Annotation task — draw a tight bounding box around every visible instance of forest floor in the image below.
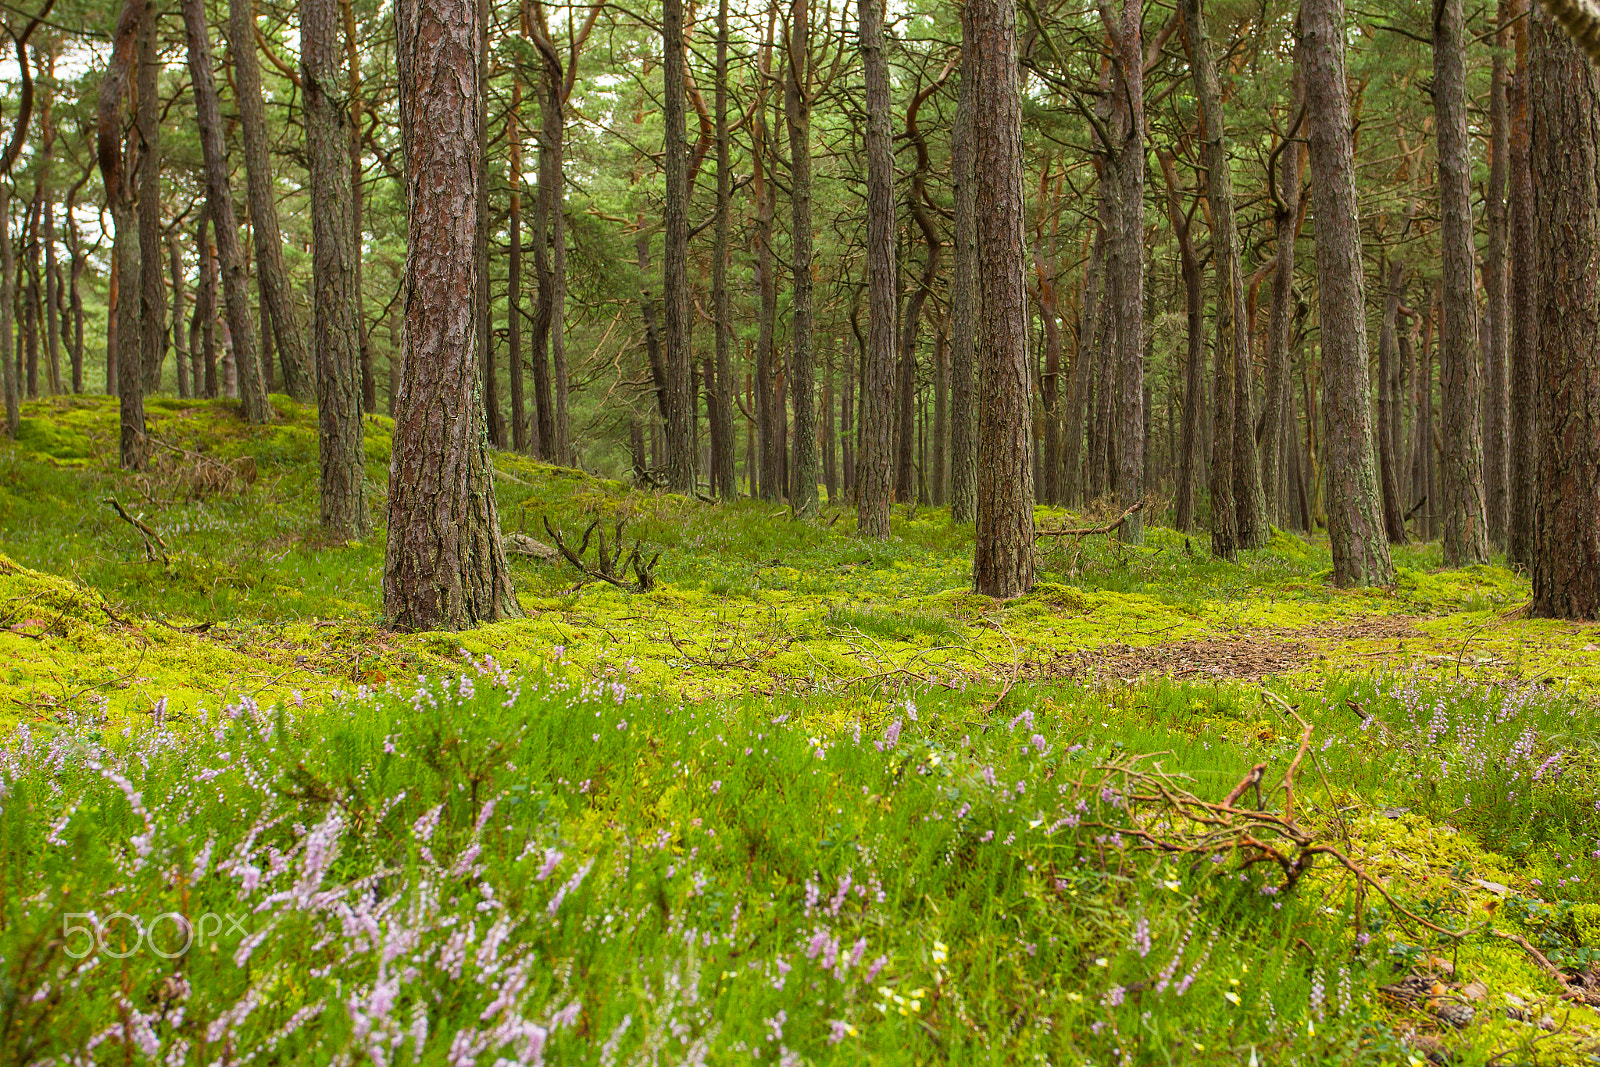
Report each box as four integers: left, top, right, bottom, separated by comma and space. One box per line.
1, 394, 1598, 1065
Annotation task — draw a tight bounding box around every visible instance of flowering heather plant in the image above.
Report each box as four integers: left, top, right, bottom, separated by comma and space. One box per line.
0, 661, 1516, 1063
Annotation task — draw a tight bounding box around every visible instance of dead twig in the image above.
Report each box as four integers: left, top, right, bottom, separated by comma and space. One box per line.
103, 498, 168, 564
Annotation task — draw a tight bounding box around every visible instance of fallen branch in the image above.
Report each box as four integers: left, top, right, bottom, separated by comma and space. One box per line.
103, 498, 168, 563
542, 517, 660, 593
1035, 501, 1144, 539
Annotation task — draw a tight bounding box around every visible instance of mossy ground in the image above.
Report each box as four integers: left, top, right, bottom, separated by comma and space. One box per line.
2, 397, 1598, 1063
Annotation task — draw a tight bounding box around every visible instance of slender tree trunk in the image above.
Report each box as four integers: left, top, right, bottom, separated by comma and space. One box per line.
857, 0, 896, 537
1301, 0, 1393, 584
711, 0, 736, 499
24, 194, 40, 399
135, 12, 165, 397
1484, 0, 1512, 546
970, 0, 1033, 594
1434, 0, 1489, 564
1261, 70, 1304, 525
193, 211, 219, 398
753, 104, 780, 500
1, 180, 18, 436
1529, 2, 1600, 616
931, 323, 946, 503
304, 0, 369, 540
341, 0, 374, 414
228, 0, 312, 401
660, 0, 694, 491
96, 0, 146, 461
948, 45, 978, 523
1062, 226, 1102, 508
507, 80, 526, 453
1377, 256, 1409, 542
386, 0, 520, 630
1107, 0, 1145, 543
1157, 150, 1205, 531
786, 0, 818, 515
182, 0, 269, 424
168, 232, 188, 398
1507, 0, 1537, 567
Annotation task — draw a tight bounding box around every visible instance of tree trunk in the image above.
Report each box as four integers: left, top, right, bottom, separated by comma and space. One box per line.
341, 0, 375, 414
1483, 0, 1512, 546
1, 180, 18, 436
1301, 0, 1393, 584
1434, 0, 1489, 564
386, 0, 520, 630
1261, 69, 1304, 525
1528, 3, 1600, 616
786, 0, 818, 515
948, 44, 977, 523
711, 0, 736, 499
660, 0, 694, 491
1377, 255, 1409, 543
753, 92, 780, 500
96, 0, 146, 462
304, 0, 369, 540
168, 232, 188, 398
228, 0, 312, 401
507, 79, 526, 453
1062, 225, 1103, 508
136, 10, 165, 397
1157, 149, 1205, 532
1107, 0, 1145, 543
857, 0, 896, 538
182, 0, 270, 424
193, 211, 219, 398
1507, 0, 1536, 568
970, 0, 1033, 595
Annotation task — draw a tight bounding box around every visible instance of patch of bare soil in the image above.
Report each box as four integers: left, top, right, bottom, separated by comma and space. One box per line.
1040, 635, 1315, 683
1286, 615, 1424, 643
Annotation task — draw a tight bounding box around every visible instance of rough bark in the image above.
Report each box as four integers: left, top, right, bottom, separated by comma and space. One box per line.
857, 0, 896, 538
304, 0, 369, 540
1062, 225, 1103, 508
1301, 0, 1393, 584
752, 80, 780, 500
1507, 0, 1537, 568
168, 232, 188, 398
711, 0, 736, 499
786, 0, 819, 515
96, 0, 144, 461
136, 10, 164, 396
507, 79, 526, 453
897, 81, 943, 505
970, 0, 1034, 596
1484, 0, 1512, 546
385, 0, 520, 630
1105, 0, 1145, 543
948, 41, 977, 522
1433, 0, 1489, 564
1528, 4, 1600, 617
1261, 69, 1304, 525
228, 0, 312, 401
182, 0, 270, 424
660, 0, 695, 491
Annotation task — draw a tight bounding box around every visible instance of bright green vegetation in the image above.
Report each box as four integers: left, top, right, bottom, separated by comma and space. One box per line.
2, 398, 1599, 1064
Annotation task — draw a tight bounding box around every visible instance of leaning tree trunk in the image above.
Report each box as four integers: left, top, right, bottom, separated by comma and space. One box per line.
228, 0, 312, 401
304, 0, 369, 540
1301, 0, 1393, 585
1508, 0, 1537, 568
1434, 0, 1489, 564
660, 0, 695, 492
1107, 0, 1145, 544
947, 42, 977, 522
786, 0, 819, 516
1528, 3, 1600, 618
970, 0, 1033, 597
857, 0, 896, 538
386, 0, 520, 630
182, 0, 270, 424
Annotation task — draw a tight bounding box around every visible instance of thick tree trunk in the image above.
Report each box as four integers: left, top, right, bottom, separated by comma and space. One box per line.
386, 0, 520, 630
786, 0, 819, 515
96, 0, 145, 461
1377, 256, 1409, 543
711, 0, 736, 499
1434, 0, 1489, 564
1301, 0, 1393, 584
970, 0, 1033, 596
1507, 0, 1537, 568
228, 0, 312, 401
660, 0, 694, 491
182, 0, 270, 424
1528, 4, 1600, 617
857, 0, 896, 538
304, 0, 369, 540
